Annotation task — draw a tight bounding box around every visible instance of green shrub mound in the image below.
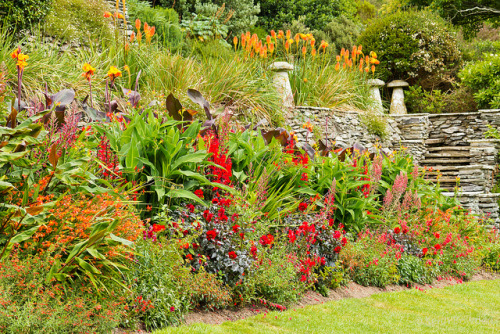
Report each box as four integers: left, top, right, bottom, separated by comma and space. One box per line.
0, 0, 52, 31
459, 53, 500, 109
43, 0, 112, 43
358, 10, 462, 90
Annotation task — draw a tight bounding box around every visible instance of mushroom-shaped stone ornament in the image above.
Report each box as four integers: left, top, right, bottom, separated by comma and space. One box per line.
388, 80, 409, 115
269, 61, 294, 109
367, 79, 385, 111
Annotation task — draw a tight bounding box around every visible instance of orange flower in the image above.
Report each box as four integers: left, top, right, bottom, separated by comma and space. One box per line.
285, 40, 290, 52
335, 62, 340, 71
358, 45, 363, 53
241, 33, 246, 48
371, 65, 375, 73
302, 121, 313, 132
294, 33, 300, 45
82, 63, 95, 80
269, 42, 275, 54
145, 25, 155, 43
311, 48, 316, 57
233, 36, 238, 48
336, 55, 341, 62
277, 30, 284, 39
114, 12, 124, 19
266, 35, 271, 45
320, 40, 329, 51
340, 48, 345, 57
271, 30, 276, 38
144, 22, 149, 32
130, 31, 135, 42
10, 48, 19, 59
302, 46, 306, 56
137, 31, 142, 43
107, 66, 122, 81
135, 19, 141, 31
310, 39, 315, 47
286, 30, 291, 40
104, 11, 112, 18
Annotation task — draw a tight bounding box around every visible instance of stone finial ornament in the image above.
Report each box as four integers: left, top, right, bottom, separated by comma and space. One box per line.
388, 80, 409, 115
367, 78, 385, 112
269, 61, 294, 109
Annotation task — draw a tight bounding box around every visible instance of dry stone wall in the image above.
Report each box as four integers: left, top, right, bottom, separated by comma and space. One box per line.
288, 107, 500, 226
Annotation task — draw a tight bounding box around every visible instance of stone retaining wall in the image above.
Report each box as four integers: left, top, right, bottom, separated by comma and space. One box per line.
289, 106, 401, 150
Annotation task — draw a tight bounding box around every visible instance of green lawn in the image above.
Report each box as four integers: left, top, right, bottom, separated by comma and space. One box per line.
156, 280, 500, 334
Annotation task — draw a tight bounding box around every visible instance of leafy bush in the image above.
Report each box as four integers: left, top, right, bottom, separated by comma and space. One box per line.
245, 247, 310, 305
128, 0, 183, 48
482, 242, 500, 272
322, 15, 363, 54
0, 0, 52, 31
358, 10, 462, 89
258, 0, 356, 31
397, 254, 437, 285
0, 249, 126, 333
43, 0, 113, 43
459, 53, 500, 109
126, 240, 194, 330
406, 85, 478, 113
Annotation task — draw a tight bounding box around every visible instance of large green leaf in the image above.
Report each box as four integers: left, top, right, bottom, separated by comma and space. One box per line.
166, 188, 207, 207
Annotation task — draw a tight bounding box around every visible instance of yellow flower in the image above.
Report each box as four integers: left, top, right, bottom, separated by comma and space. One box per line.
16, 60, 28, 70
17, 53, 29, 62
107, 66, 122, 80
370, 51, 377, 59
104, 11, 112, 18
82, 63, 95, 80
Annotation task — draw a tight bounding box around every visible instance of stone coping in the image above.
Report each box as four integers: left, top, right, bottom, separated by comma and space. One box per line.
478, 109, 500, 113
294, 106, 360, 115
442, 192, 500, 198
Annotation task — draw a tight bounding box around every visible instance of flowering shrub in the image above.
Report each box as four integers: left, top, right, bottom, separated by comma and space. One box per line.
0, 248, 126, 333
358, 10, 462, 89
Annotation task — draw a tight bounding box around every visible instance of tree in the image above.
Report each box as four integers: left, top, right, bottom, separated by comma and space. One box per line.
257, 0, 357, 31
407, 0, 500, 37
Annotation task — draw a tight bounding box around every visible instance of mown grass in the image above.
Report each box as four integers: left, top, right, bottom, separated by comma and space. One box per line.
156, 279, 500, 334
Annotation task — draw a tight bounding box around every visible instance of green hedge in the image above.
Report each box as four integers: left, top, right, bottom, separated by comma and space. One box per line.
0, 0, 52, 31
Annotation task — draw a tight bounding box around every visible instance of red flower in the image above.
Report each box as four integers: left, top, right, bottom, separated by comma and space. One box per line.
333, 230, 341, 239
341, 237, 347, 246
334, 246, 342, 253
187, 204, 195, 213
152, 224, 165, 232
232, 224, 240, 233
203, 210, 213, 222
328, 218, 334, 227
170, 306, 175, 312
422, 247, 428, 256
434, 244, 442, 250
434, 232, 440, 239
259, 234, 274, 246
300, 275, 307, 282
301, 173, 308, 181
186, 254, 193, 261
394, 227, 401, 234
194, 189, 204, 199
288, 230, 296, 243
228, 251, 237, 259
298, 202, 308, 212
206, 230, 217, 240
250, 245, 257, 258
